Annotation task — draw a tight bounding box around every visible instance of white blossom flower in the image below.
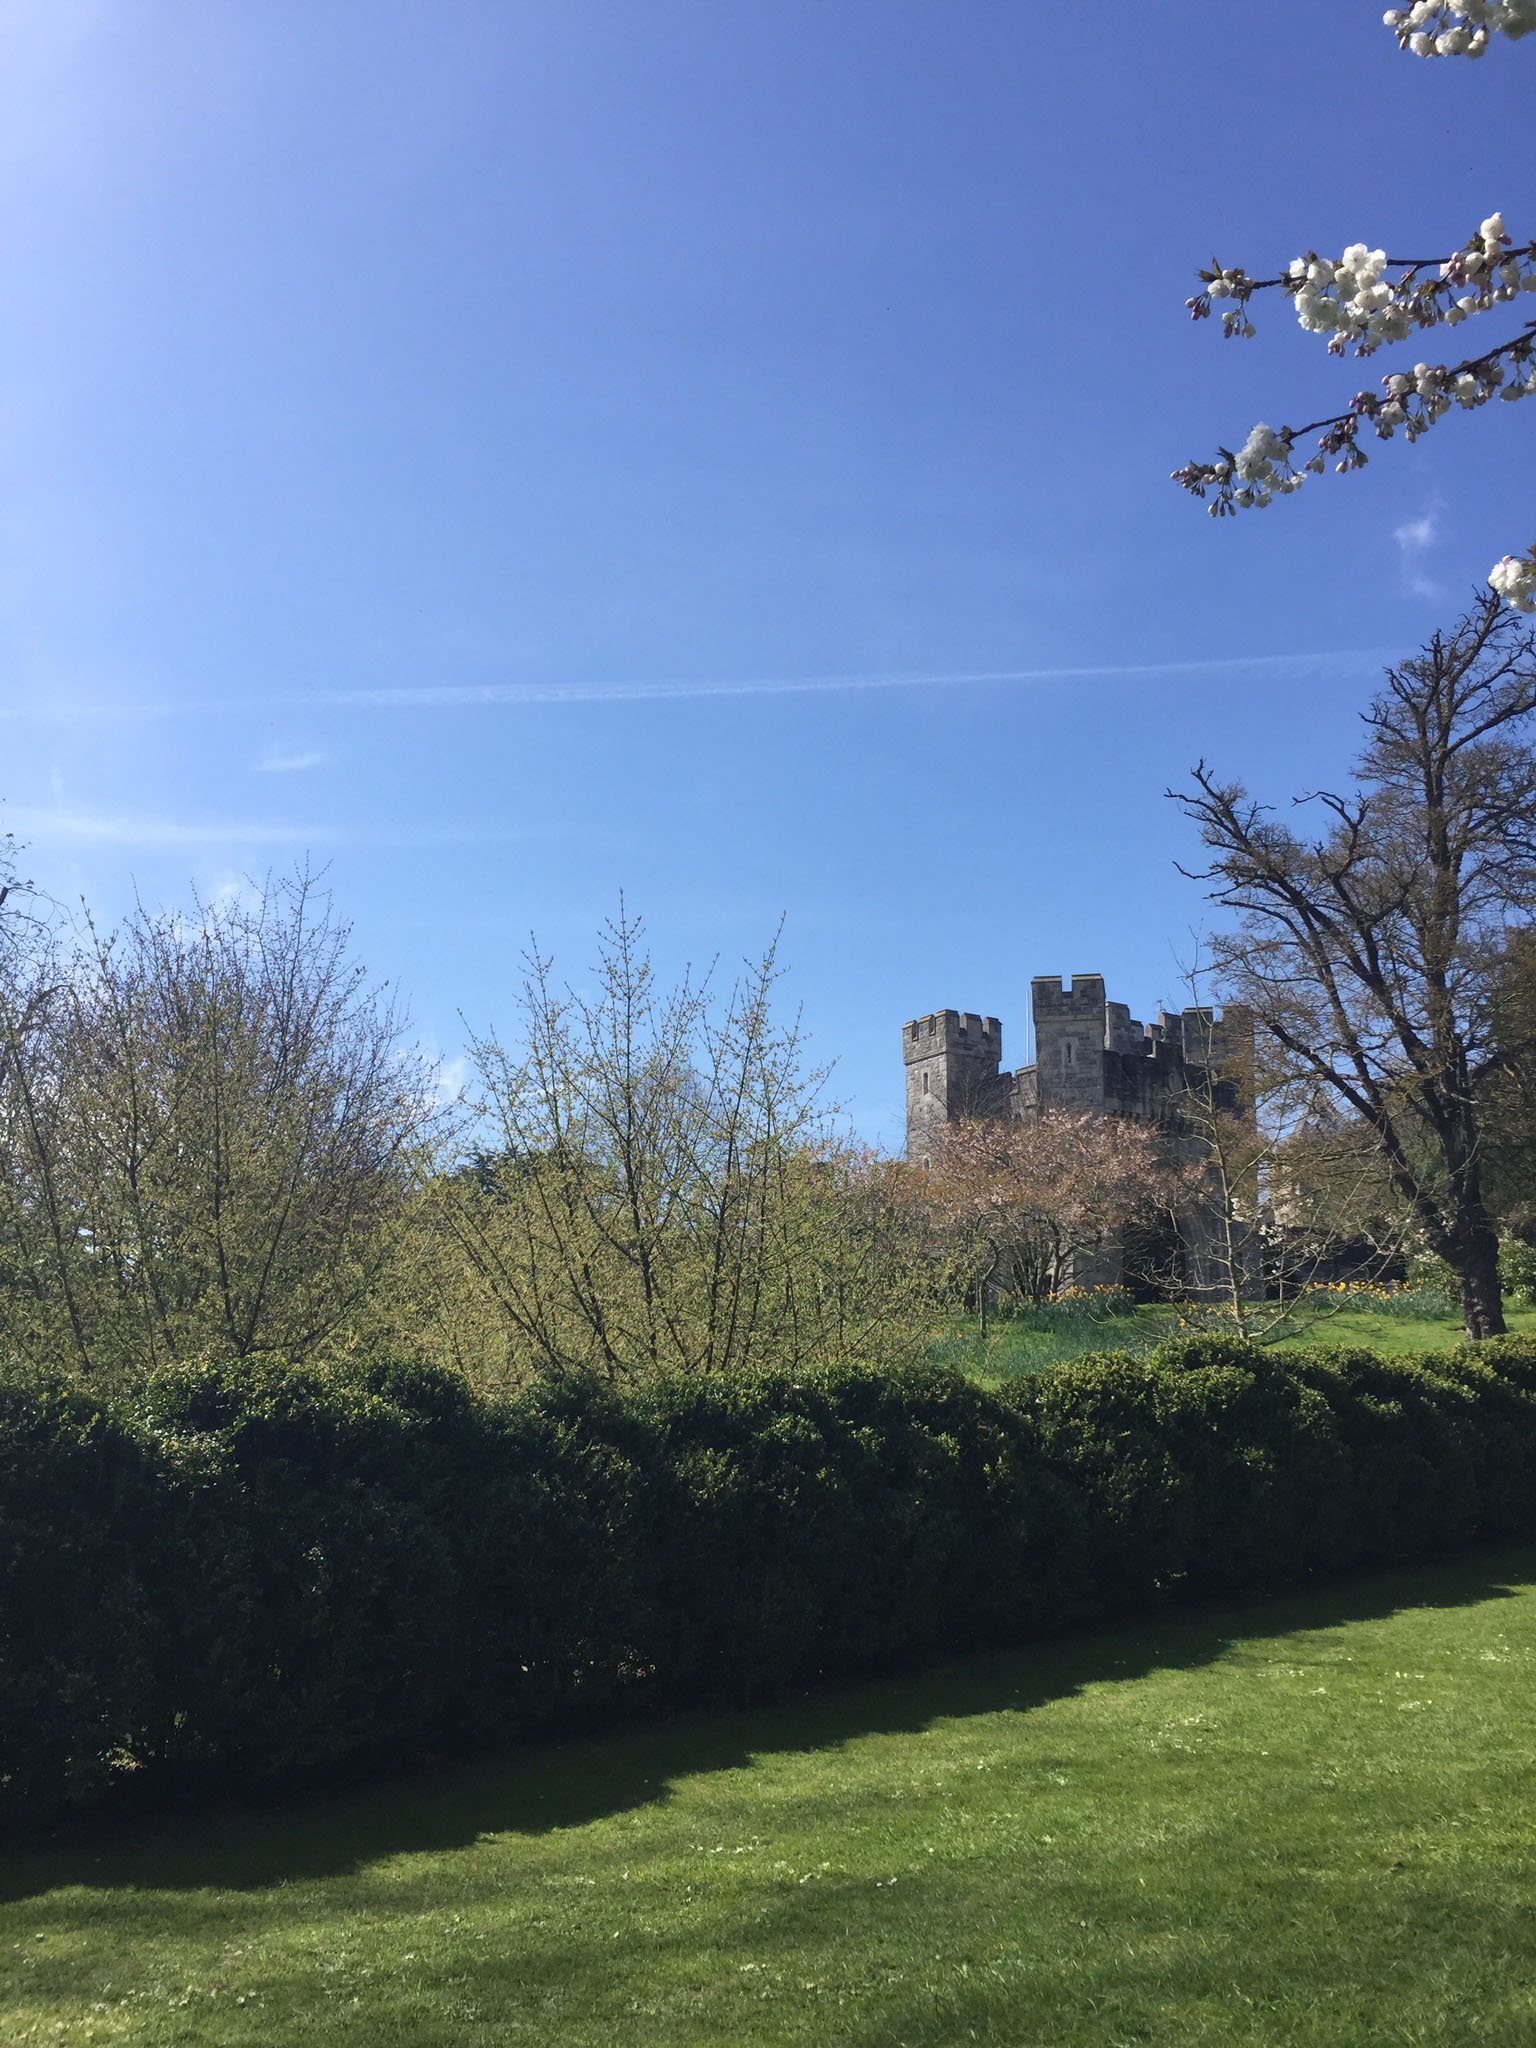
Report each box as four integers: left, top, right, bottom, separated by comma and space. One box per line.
1233, 422, 1292, 482
1389, 2, 1536, 53
1489, 551, 1536, 611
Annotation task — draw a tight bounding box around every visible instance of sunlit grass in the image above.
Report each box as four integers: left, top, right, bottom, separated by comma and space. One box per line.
1266, 1305, 1536, 1352
940, 1299, 1536, 1382
5, 1550, 1535, 2046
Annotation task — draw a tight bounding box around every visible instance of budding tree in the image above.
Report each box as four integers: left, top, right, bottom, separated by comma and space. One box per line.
0, 871, 436, 1385
1172, 8, 1535, 612
441, 907, 925, 1386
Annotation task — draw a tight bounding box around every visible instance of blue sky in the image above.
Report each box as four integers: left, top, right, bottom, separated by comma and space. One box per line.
2, 1, 1531, 1146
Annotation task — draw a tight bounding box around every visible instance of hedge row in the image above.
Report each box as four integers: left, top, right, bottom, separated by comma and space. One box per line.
5, 1333, 1536, 1826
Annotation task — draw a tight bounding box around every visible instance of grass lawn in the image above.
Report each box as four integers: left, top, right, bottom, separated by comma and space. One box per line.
5, 1549, 1536, 2046
940, 1302, 1536, 1382
1264, 1304, 1536, 1354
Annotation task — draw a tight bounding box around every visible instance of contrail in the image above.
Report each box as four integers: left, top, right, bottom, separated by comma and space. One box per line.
0, 647, 1393, 724
328, 648, 1392, 709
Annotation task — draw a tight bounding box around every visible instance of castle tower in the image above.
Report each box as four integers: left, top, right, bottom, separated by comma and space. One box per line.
1030, 975, 1109, 1115
902, 1010, 1003, 1164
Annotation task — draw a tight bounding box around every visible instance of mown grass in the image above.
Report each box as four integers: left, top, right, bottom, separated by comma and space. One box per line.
1266, 1306, 1536, 1353
942, 1301, 1536, 1383
5, 1549, 1535, 2046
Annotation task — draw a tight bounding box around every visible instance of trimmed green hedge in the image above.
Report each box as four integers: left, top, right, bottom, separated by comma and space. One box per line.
5, 1335, 1536, 1826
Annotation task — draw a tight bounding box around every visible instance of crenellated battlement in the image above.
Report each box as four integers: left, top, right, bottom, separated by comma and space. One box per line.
905, 974, 1254, 1144
1030, 974, 1106, 1018
902, 1010, 1002, 1064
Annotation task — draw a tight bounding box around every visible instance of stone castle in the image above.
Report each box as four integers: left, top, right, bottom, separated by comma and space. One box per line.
902, 974, 1257, 1293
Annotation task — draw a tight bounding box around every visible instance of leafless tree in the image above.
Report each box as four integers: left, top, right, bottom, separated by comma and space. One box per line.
1174, 596, 1536, 1339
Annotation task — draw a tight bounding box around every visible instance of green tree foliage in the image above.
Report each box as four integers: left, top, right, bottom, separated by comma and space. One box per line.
0, 872, 436, 1387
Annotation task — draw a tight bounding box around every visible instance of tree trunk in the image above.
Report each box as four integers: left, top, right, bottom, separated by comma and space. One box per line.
1453, 1212, 1506, 1341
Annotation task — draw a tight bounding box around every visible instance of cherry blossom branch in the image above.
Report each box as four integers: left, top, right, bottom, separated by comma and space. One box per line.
1384, 1, 1536, 56
1173, 18, 1534, 608
1379, 13, 1535, 598
1489, 548, 1536, 611
1172, 319, 1536, 514
1189, 214, 1535, 353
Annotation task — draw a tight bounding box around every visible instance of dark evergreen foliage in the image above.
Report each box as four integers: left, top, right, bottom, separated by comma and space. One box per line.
6, 1334, 1536, 1827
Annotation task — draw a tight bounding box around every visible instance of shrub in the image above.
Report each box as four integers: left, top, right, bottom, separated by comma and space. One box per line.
1274, 1347, 1483, 1565
636, 1362, 1090, 1700
1499, 1238, 1536, 1307
4, 1333, 1536, 1827
1146, 1339, 1353, 1594
1013, 1353, 1193, 1608
136, 1358, 470, 1783
0, 1373, 159, 1817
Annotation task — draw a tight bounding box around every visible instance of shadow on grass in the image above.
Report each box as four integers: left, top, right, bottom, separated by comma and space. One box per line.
3, 1544, 1529, 1906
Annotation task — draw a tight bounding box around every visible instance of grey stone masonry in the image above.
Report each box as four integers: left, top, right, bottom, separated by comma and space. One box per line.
902, 1010, 1004, 1169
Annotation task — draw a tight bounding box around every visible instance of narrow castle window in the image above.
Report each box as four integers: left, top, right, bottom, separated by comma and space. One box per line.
1064, 1039, 1074, 1068
921, 1071, 930, 1095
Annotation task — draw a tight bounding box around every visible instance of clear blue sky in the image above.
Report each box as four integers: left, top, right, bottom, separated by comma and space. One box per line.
2, 1, 1531, 1146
